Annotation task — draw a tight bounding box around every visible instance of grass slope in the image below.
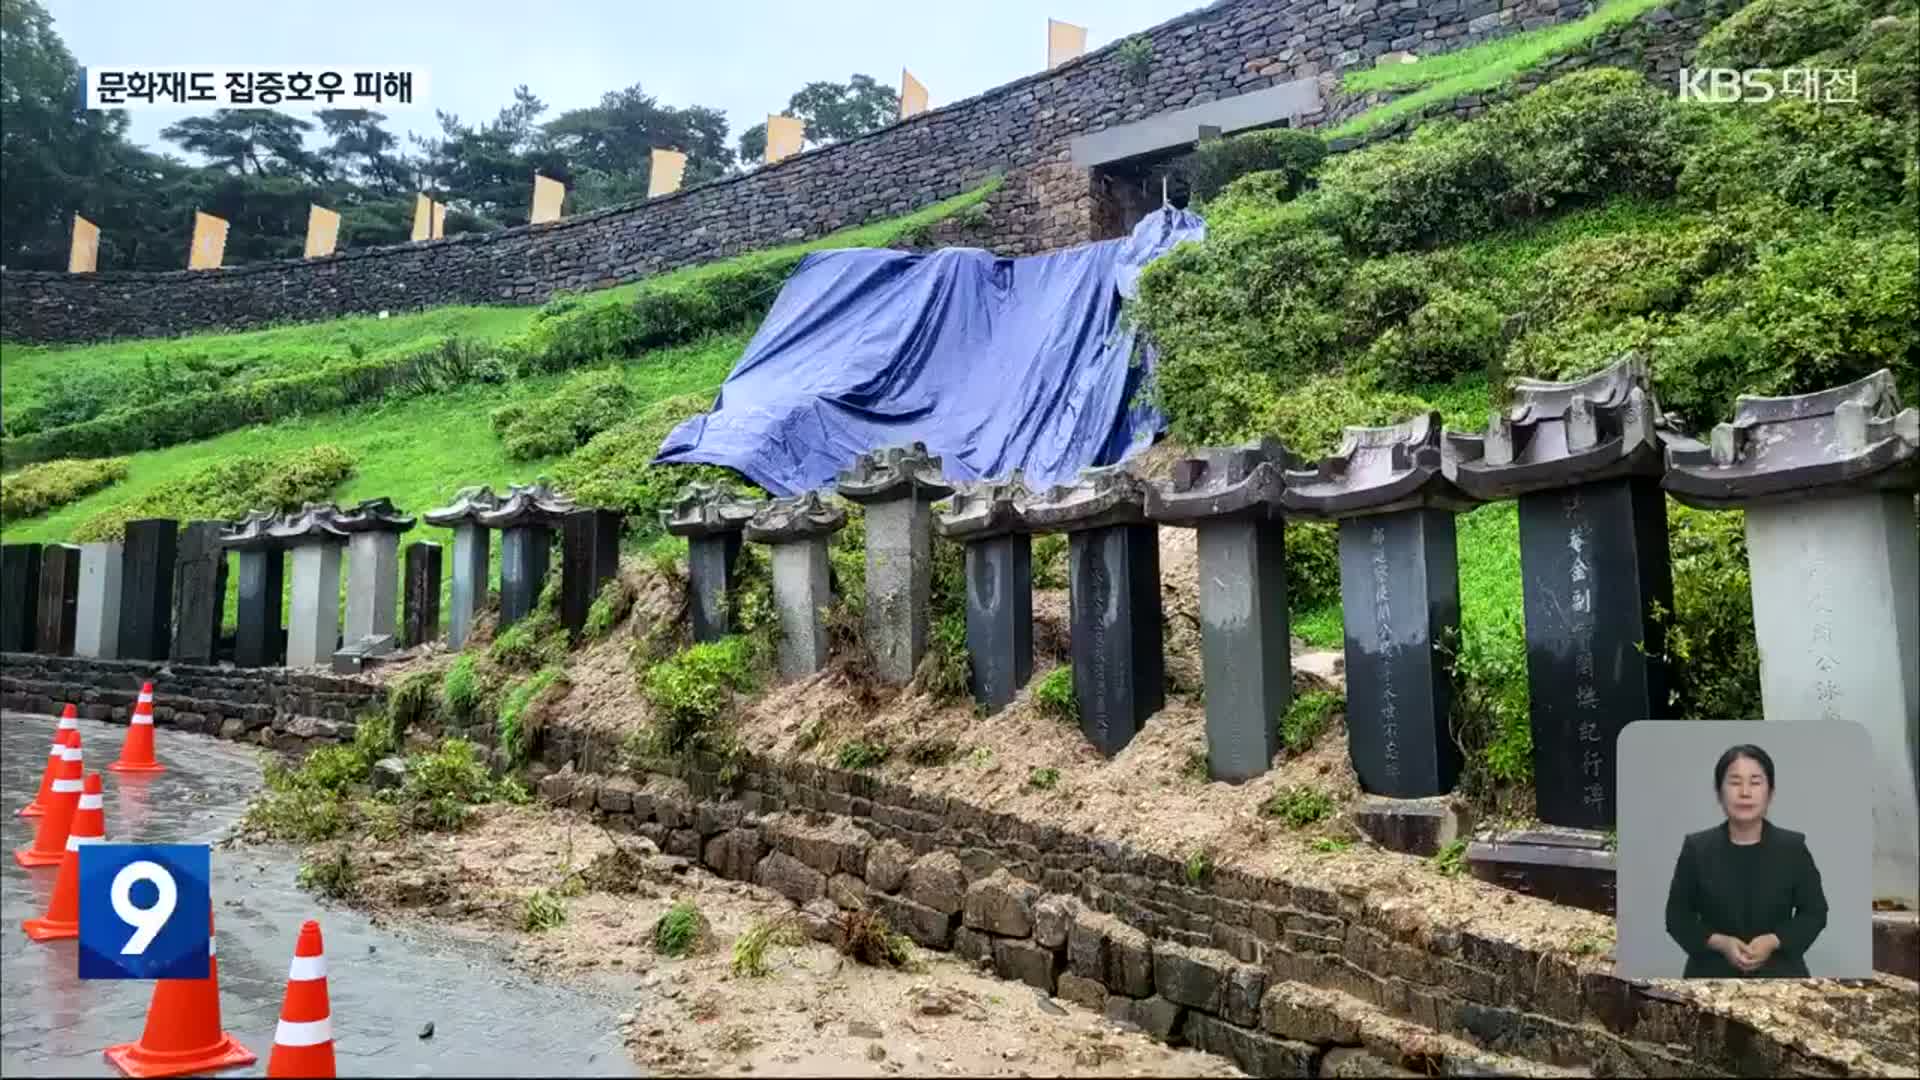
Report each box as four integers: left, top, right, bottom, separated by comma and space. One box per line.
0, 182, 998, 428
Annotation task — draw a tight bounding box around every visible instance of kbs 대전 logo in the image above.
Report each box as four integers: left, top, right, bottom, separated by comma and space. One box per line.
1677, 67, 1858, 105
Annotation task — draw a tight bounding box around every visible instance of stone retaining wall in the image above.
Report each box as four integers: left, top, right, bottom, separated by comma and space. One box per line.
0, 652, 383, 753
1, 0, 1741, 345
527, 723, 1883, 1079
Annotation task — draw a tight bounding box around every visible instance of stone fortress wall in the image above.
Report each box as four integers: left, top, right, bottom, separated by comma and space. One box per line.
0, 0, 1733, 344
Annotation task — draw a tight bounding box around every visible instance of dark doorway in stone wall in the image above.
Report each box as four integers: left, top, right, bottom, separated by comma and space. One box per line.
1092, 156, 1192, 242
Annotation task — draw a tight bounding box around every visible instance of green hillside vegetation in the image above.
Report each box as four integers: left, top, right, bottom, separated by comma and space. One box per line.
1138, 2, 1916, 804
0, 181, 999, 468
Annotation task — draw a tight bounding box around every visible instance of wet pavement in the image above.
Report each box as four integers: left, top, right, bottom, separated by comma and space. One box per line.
2, 712, 640, 1077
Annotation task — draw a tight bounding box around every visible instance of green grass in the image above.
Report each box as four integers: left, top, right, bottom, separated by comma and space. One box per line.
0, 180, 1001, 427
1327, 0, 1668, 139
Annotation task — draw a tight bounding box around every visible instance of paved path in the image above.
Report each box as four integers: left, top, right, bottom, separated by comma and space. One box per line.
1, 712, 639, 1077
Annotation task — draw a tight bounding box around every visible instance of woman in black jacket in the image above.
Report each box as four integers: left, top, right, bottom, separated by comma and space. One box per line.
1664, 744, 1829, 978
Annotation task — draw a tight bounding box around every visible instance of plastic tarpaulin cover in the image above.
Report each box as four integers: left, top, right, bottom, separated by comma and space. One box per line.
653, 206, 1206, 497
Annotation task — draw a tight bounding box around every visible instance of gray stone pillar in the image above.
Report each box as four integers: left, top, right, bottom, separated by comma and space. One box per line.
561, 508, 624, 642
938, 478, 1034, 714
404, 541, 442, 647
476, 482, 577, 631
1286, 414, 1479, 799
35, 544, 81, 656
269, 504, 351, 669
664, 482, 757, 644
1150, 443, 1295, 782
1447, 355, 1678, 830
171, 521, 228, 664
222, 512, 284, 669
746, 492, 848, 680
424, 486, 502, 651
837, 444, 955, 684
1021, 467, 1164, 757
1, 543, 43, 653
337, 498, 415, 660
74, 542, 123, 659
1666, 369, 1920, 907
118, 519, 177, 661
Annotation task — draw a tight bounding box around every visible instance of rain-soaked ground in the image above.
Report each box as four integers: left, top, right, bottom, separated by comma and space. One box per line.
1, 712, 640, 1077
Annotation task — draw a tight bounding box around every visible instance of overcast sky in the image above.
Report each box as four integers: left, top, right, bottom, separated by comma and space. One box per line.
48, 0, 1208, 158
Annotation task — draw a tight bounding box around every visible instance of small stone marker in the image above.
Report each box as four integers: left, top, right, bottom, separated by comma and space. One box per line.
561, 508, 624, 642
1149, 440, 1297, 782
222, 512, 286, 668
1665, 368, 1920, 908
745, 491, 848, 679
1017, 466, 1165, 757
663, 482, 758, 644
476, 482, 577, 630
35, 543, 81, 656
118, 519, 178, 661
74, 541, 124, 659
1446, 354, 1680, 830
935, 475, 1036, 714
1, 543, 43, 653
837, 443, 955, 685
171, 521, 228, 664
1284, 413, 1479, 800
424, 485, 502, 650
403, 541, 443, 647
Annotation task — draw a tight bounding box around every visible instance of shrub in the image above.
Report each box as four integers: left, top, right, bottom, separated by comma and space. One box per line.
1675, 101, 1917, 217
441, 654, 483, 719
0, 457, 129, 522
70, 444, 355, 543
1283, 521, 1342, 615
388, 668, 440, 736
522, 888, 568, 932
836, 740, 891, 771
839, 909, 914, 968
498, 665, 569, 768
1260, 374, 1436, 460
1659, 502, 1762, 721
1116, 34, 1154, 86
1028, 766, 1060, 791
1431, 838, 1469, 877
489, 605, 568, 673
1184, 847, 1215, 884
401, 738, 501, 817
297, 847, 359, 900
582, 577, 636, 642
491, 368, 637, 461
1341, 254, 1438, 344
640, 636, 758, 761
1032, 533, 1068, 588
1186, 129, 1328, 204
1366, 287, 1504, 388
550, 390, 760, 537
1259, 786, 1336, 827
1033, 666, 1076, 722
1695, 0, 1869, 68
653, 901, 709, 957
1, 339, 503, 469
1281, 690, 1343, 754
731, 916, 802, 977
1444, 615, 1534, 805
909, 538, 970, 702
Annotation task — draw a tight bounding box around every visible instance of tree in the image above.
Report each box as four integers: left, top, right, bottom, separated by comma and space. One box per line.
317, 109, 409, 195
737, 122, 767, 166
418, 85, 571, 225
160, 109, 326, 182
788, 74, 898, 145
543, 84, 735, 209
0, 0, 142, 268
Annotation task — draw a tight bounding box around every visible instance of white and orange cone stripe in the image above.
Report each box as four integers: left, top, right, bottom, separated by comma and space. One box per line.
267, 919, 336, 1078
132, 684, 155, 723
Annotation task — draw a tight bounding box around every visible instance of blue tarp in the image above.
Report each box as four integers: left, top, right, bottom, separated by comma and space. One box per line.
653, 206, 1207, 497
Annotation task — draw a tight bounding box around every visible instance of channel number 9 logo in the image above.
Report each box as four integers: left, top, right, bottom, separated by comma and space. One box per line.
78, 844, 212, 979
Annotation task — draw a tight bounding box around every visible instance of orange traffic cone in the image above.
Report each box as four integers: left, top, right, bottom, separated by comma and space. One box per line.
24, 771, 107, 941
110, 683, 166, 774
15, 729, 83, 868
103, 908, 256, 1078
267, 920, 337, 1078
19, 706, 78, 817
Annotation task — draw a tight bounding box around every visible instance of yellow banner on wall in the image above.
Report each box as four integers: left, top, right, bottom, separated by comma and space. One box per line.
530, 174, 566, 224
900, 69, 929, 118
188, 211, 228, 270
765, 114, 805, 164
432, 200, 447, 239
69, 215, 100, 273
1048, 19, 1088, 69
649, 148, 687, 197
411, 194, 440, 241
305, 205, 341, 258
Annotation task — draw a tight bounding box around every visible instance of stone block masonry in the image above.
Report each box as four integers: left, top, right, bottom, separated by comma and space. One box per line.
0, 653, 385, 755
0, 0, 1730, 344
519, 723, 1916, 1080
